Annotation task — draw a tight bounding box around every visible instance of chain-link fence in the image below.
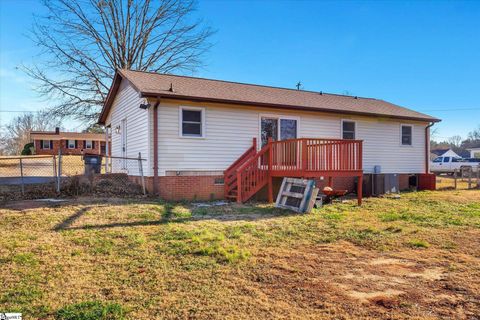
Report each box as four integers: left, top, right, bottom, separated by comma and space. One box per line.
0, 153, 147, 201
435, 166, 480, 190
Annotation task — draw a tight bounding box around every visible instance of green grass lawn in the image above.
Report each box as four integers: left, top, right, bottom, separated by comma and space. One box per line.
1, 190, 479, 319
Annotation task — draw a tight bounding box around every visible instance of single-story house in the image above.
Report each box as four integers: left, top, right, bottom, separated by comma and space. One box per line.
430, 148, 461, 160
30, 128, 108, 156
467, 147, 480, 158
98, 69, 440, 202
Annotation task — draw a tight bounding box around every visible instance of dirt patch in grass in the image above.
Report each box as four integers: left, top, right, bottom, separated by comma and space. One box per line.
0, 190, 479, 319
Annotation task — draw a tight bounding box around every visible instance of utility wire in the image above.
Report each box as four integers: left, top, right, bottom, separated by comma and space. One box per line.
0, 110, 42, 113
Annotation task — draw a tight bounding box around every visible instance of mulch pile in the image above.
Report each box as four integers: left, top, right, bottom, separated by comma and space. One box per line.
0, 173, 145, 203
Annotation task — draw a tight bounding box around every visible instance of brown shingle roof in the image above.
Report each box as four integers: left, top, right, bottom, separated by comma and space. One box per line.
98, 69, 440, 124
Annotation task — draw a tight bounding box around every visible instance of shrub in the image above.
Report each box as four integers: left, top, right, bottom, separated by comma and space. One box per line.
55, 301, 125, 320
21, 142, 34, 155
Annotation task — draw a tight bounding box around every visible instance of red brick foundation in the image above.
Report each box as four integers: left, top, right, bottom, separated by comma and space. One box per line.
134, 175, 225, 201
133, 173, 419, 202
158, 176, 225, 201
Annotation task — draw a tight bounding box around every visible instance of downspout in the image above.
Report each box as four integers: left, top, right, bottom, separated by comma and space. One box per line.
153, 99, 160, 195
425, 122, 434, 174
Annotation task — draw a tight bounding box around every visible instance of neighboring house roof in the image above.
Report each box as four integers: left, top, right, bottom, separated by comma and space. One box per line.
98, 69, 441, 124
430, 152, 439, 160
458, 150, 472, 158
30, 131, 105, 141
431, 149, 451, 156
431, 148, 470, 158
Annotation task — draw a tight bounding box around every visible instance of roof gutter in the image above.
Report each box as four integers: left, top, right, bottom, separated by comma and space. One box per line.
140, 93, 441, 123
425, 122, 435, 174
152, 98, 160, 195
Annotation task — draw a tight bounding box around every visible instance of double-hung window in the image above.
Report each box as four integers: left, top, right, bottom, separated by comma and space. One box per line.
180, 107, 205, 138
67, 140, 76, 149
401, 125, 413, 146
85, 140, 93, 149
41, 140, 51, 149
341, 120, 356, 140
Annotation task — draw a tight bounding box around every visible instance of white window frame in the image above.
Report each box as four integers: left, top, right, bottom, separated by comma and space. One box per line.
258, 113, 300, 148
67, 139, 76, 149
179, 106, 206, 138
41, 140, 51, 149
85, 140, 93, 149
340, 119, 356, 140
400, 124, 413, 146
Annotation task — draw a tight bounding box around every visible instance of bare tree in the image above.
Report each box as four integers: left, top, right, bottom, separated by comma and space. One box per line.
0, 112, 61, 155
447, 135, 462, 148
24, 0, 213, 123
467, 125, 480, 141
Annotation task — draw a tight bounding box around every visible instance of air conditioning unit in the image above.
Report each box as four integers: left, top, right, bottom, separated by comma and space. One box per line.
384, 174, 399, 194
371, 173, 399, 196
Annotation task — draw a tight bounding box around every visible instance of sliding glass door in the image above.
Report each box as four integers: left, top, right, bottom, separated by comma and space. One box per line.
260, 116, 298, 146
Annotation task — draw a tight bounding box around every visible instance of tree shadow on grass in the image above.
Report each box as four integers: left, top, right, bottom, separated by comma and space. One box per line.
55, 202, 299, 231
53, 206, 92, 231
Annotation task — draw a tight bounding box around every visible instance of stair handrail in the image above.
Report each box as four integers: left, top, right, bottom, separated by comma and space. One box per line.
224, 138, 257, 175
224, 138, 257, 197
236, 142, 271, 203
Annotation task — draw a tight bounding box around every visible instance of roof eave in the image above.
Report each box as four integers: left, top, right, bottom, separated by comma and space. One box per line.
98, 70, 123, 125
140, 92, 441, 123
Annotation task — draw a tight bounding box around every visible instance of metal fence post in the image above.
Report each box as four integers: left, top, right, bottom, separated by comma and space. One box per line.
19, 158, 25, 195
52, 155, 57, 192
477, 164, 480, 189
468, 168, 472, 189
138, 152, 146, 195
454, 169, 458, 189
57, 149, 62, 193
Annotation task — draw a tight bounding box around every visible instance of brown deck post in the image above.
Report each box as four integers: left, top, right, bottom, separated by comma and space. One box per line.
357, 141, 363, 205
237, 170, 242, 203
267, 137, 273, 203
357, 174, 363, 205
302, 138, 308, 177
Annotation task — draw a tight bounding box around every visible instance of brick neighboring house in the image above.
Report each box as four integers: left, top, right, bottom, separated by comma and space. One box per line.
30, 128, 108, 155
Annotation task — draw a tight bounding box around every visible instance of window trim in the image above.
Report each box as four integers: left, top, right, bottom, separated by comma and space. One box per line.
340, 119, 356, 140
258, 113, 300, 148
400, 124, 413, 146
67, 139, 76, 149
85, 140, 93, 149
41, 140, 51, 149
179, 106, 206, 138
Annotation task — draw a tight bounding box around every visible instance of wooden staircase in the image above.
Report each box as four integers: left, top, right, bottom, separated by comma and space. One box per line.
224, 138, 262, 202
224, 137, 364, 205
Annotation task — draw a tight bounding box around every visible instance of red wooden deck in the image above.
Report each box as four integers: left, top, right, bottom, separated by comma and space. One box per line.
224, 137, 363, 205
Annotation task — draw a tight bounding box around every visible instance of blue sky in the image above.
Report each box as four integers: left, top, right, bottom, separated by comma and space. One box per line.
1, 0, 479, 140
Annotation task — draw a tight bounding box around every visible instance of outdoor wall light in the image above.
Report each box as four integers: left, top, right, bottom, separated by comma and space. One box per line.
115, 125, 121, 134
139, 98, 150, 110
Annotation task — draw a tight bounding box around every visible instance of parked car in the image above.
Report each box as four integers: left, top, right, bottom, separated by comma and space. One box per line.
431, 156, 480, 175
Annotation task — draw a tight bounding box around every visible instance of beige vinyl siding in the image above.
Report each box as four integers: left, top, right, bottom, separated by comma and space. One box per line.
105, 79, 151, 175
357, 119, 425, 173
156, 99, 427, 176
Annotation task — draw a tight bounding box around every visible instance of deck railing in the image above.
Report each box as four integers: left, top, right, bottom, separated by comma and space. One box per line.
230, 138, 363, 203
270, 138, 362, 173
